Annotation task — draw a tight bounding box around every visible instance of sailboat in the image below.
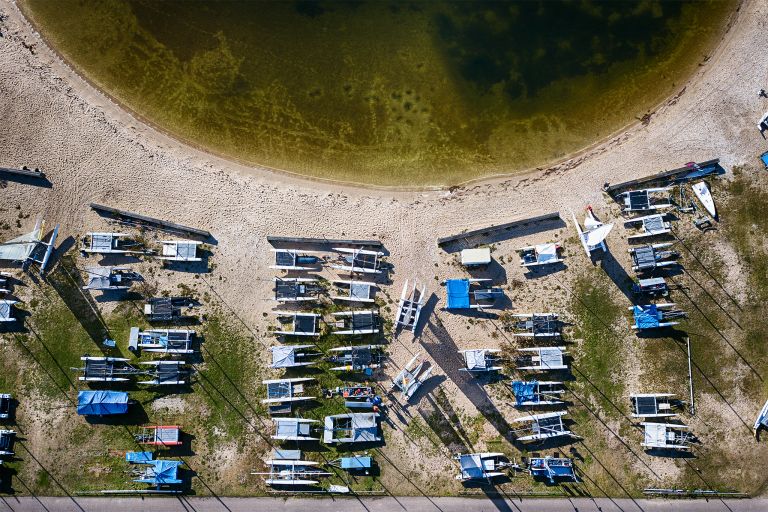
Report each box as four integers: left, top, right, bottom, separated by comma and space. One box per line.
691, 181, 716, 219
572, 207, 613, 256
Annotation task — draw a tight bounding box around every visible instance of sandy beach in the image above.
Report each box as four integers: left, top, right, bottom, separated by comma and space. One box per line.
2, 0, 768, 497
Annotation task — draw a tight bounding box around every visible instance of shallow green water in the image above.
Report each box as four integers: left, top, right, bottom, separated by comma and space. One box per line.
22, 0, 734, 186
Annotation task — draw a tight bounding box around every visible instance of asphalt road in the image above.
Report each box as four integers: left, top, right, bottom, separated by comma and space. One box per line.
0, 497, 764, 512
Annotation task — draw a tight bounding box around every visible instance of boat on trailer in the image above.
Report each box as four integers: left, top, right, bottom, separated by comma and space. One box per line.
510, 381, 565, 407
518, 243, 562, 267
395, 279, 425, 333
0, 217, 59, 275
629, 243, 679, 273
82, 266, 140, 291
511, 411, 573, 442
510, 313, 561, 338
630, 393, 677, 418
273, 311, 320, 337
515, 347, 568, 371
331, 247, 384, 274
254, 449, 331, 487
454, 453, 514, 482
631, 304, 686, 330
391, 353, 432, 401
331, 280, 376, 303
270, 248, 323, 271
327, 345, 385, 372
81, 232, 146, 255
632, 277, 669, 298
330, 310, 379, 335
625, 214, 672, 240
528, 456, 576, 483
641, 422, 692, 451
444, 278, 503, 310
616, 187, 673, 213
459, 349, 503, 373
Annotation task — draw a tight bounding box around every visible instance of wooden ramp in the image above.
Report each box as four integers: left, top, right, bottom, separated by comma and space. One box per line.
603, 158, 722, 195
90, 203, 212, 240
267, 236, 382, 248
0, 166, 46, 179
437, 212, 561, 247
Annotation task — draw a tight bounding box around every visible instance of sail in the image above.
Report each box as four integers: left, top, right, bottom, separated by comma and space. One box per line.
0, 222, 43, 262
584, 210, 602, 230
584, 223, 614, 248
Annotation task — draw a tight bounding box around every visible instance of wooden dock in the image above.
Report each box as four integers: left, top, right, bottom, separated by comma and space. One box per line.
437, 212, 561, 247
267, 236, 382, 248
0, 166, 46, 179
90, 203, 212, 239
603, 158, 722, 195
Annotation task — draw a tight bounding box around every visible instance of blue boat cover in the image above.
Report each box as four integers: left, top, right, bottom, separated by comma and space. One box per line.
633, 305, 660, 329
761, 152, 768, 168
340, 456, 372, 469
134, 460, 183, 485
512, 381, 537, 405
446, 279, 470, 309
126, 451, 154, 463
77, 390, 129, 415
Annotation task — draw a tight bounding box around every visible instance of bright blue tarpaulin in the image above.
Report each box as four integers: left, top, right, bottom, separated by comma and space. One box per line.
134, 460, 183, 485
126, 451, 154, 463
512, 381, 537, 405
761, 152, 768, 168
77, 390, 129, 415
633, 305, 660, 329
446, 279, 470, 309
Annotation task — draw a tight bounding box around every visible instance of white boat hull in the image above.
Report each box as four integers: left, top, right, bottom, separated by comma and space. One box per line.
692, 182, 716, 218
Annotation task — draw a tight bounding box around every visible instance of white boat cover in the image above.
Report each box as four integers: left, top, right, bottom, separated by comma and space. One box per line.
535, 243, 558, 264
464, 350, 488, 370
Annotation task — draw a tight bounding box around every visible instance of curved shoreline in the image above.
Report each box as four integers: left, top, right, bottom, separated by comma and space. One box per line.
14, 0, 741, 194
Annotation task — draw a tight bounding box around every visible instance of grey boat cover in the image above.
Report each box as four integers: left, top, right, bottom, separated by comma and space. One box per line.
351, 413, 379, 442
275, 419, 311, 438
272, 346, 297, 367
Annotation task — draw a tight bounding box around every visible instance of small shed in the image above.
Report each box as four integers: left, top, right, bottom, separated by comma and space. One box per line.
460, 248, 491, 266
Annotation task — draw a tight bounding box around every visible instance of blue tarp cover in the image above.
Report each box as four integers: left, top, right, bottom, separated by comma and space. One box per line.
126, 451, 154, 463
633, 305, 660, 329
77, 390, 129, 415
340, 456, 372, 469
446, 279, 470, 309
761, 152, 768, 168
135, 460, 183, 485
512, 381, 537, 405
